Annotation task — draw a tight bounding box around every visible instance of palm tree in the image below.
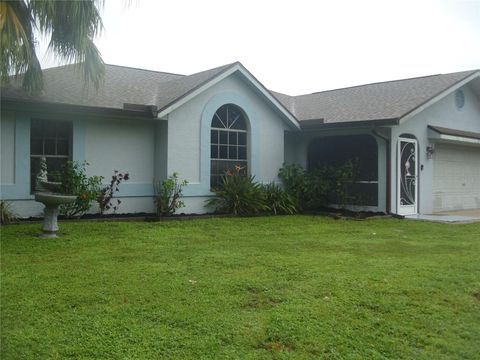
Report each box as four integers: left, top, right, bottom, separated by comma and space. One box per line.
0, 0, 105, 94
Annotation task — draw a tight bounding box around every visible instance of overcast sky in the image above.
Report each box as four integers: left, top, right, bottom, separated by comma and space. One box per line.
38, 0, 480, 95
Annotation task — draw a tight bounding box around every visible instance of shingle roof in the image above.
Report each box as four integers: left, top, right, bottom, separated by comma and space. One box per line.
1, 62, 236, 112
272, 70, 479, 124
2, 62, 478, 126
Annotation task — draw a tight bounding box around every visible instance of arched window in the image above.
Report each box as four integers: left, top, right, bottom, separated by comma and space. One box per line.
210, 104, 248, 188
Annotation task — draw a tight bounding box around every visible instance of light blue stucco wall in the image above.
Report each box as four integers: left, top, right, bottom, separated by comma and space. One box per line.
165, 72, 293, 213
1, 71, 295, 217
390, 84, 480, 214
0, 105, 158, 217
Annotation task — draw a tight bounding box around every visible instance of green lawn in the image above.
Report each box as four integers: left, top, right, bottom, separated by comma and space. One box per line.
1, 216, 479, 359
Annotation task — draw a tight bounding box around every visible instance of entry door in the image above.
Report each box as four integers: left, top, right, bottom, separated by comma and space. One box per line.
397, 138, 418, 215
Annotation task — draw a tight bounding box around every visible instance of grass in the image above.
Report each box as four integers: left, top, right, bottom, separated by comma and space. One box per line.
1, 216, 480, 359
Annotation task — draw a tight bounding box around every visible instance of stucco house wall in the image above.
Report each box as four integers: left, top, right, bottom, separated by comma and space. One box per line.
165, 72, 293, 213
0, 105, 160, 217
389, 84, 480, 214
0, 72, 293, 217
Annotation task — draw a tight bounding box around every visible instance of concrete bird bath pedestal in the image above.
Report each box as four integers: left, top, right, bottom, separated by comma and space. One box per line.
34, 157, 77, 238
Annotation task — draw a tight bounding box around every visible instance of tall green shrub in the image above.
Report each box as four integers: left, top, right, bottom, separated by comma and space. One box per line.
278, 161, 360, 211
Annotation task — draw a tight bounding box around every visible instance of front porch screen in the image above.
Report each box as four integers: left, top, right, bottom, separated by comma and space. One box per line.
210, 104, 248, 189
30, 119, 72, 192
308, 135, 378, 206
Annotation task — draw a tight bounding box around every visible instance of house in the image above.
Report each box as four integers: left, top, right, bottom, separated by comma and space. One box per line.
1, 62, 479, 218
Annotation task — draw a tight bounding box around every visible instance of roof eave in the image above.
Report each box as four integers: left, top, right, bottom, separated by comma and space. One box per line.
1, 98, 158, 119
300, 118, 399, 131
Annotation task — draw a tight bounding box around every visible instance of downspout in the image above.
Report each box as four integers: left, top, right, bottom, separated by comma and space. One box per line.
372, 127, 391, 214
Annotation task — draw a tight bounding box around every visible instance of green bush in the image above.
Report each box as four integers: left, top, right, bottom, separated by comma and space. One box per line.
262, 183, 297, 215
278, 164, 329, 210
278, 161, 359, 211
53, 161, 102, 218
0, 201, 17, 224
207, 170, 268, 216
154, 172, 188, 216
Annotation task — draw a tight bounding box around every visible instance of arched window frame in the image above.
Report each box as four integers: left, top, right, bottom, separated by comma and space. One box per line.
210, 104, 248, 188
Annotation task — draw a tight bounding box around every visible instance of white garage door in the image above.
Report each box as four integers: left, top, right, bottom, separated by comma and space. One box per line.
432, 144, 480, 212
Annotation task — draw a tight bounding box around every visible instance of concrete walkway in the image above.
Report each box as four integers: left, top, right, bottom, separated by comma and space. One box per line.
405, 209, 480, 223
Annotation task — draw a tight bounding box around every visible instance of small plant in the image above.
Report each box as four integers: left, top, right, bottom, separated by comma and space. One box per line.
98, 170, 130, 215
0, 201, 17, 224
54, 161, 102, 218
154, 172, 188, 216
207, 166, 268, 215
262, 183, 297, 215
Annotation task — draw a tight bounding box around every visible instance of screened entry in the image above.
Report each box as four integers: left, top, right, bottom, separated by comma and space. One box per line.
307, 134, 378, 206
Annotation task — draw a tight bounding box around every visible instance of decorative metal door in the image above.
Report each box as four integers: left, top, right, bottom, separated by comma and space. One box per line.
397, 138, 418, 215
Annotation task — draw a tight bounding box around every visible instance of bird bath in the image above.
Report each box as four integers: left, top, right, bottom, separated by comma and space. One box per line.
34, 157, 76, 238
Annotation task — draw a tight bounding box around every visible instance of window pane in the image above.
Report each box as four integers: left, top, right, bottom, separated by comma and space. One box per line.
211, 130, 218, 144
44, 139, 56, 155
228, 132, 237, 145
211, 145, 218, 159
219, 146, 228, 159
230, 116, 246, 130
238, 132, 246, 145
238, 146, 246, 160
219, 131, 228, 145
228, 146, 237, 160
43, 122, 57, 138
31, 138, 43, 154
57, 139, 69, 155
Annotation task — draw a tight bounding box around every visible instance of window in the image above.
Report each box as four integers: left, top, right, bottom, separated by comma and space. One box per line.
30, 119, 72, 191
210, 104, 248, 188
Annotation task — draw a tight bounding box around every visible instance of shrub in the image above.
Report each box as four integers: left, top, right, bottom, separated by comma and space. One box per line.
262, 183, 297, 215
328, 159, 360, 207
98, 170, 129, 215
54, 161, 102, 218
207, 168, 268, 215
154, 172, 188, 216
278, 161, 360, 211
0, 201, 17, 224
278, 163, 329, 210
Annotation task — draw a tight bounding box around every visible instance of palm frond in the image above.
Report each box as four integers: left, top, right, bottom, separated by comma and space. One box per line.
0, 0, 43, 93
30, 0, 105, 89
0, 0, 105, 93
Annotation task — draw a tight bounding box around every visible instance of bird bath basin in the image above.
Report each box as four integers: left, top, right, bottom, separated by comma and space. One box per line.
35, 192, 76, 238
34, 158, 77, 238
